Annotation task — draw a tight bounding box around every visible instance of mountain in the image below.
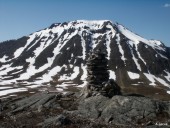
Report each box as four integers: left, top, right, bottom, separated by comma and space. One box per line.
0, 20, 170, 98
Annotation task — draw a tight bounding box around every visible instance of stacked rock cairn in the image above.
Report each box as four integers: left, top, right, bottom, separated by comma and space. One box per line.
82, 49, 121, 98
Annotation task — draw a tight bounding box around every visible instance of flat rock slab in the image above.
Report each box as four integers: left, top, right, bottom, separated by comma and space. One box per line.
0, 93, 61, 115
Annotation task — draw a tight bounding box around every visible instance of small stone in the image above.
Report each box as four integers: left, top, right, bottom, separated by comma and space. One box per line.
38, 105, 43, 112
146, 121, 154, 126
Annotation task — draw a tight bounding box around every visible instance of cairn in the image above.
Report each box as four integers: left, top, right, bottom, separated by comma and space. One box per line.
82, 50, 121, 98
86, 50, 109, 89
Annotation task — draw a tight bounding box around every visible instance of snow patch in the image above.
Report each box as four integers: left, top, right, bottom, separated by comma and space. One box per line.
167, 91, 170, 94
0, 55, 8, 63
26, 85, 43, 89
131, 84, 139, 85
0, 88, 28, 97
128, 72, 140, 79
0, 87, 12, 90
56, 88, 64, 92
109, 70, 116, 80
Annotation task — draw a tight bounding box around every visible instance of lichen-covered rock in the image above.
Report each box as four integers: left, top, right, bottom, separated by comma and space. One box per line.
76, 95, 170, 126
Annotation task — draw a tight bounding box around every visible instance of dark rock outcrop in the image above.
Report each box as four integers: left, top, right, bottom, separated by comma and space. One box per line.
0, 92, 170, 127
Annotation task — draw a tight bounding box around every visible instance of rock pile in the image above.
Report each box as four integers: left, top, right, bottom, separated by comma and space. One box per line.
82, 50, 121, 98
86, 50, 109, 89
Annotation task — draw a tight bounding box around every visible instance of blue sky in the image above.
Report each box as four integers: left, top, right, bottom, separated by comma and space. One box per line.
0, 0, 170, 46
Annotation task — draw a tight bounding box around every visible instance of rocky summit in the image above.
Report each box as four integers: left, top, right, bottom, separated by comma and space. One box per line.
0, 92, 170, 128
0, 20, 170, 98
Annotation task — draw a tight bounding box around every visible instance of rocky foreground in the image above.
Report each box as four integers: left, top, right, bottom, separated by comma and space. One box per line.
0, 91, 170, 128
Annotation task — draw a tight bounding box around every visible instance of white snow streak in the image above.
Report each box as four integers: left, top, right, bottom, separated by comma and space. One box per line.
81, 64, 87, 81
13, 34, 36, 58
129, 41, 147, 65
129, 44, 141, 71
0, 66, 23, 76
144, 73, 169, 87
80, 35, 86, 60
0, 87, 12, 90
106, 33, 111, 60
116, 34, 126, 65
164, 71, 170, 82
144, 73, 156, 86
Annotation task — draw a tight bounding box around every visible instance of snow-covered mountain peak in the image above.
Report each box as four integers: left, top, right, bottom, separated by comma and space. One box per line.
0, 20, 170, 98
29, 20, 166, 52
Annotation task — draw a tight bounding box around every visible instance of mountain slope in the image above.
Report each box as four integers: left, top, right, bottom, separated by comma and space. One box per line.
0, 20, 170, 97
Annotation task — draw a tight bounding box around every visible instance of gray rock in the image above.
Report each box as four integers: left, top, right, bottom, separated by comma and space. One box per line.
77, 95, 109, 119
10, 93, 57, 113
38, 114, 71, 127
76, 95, 170, 125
